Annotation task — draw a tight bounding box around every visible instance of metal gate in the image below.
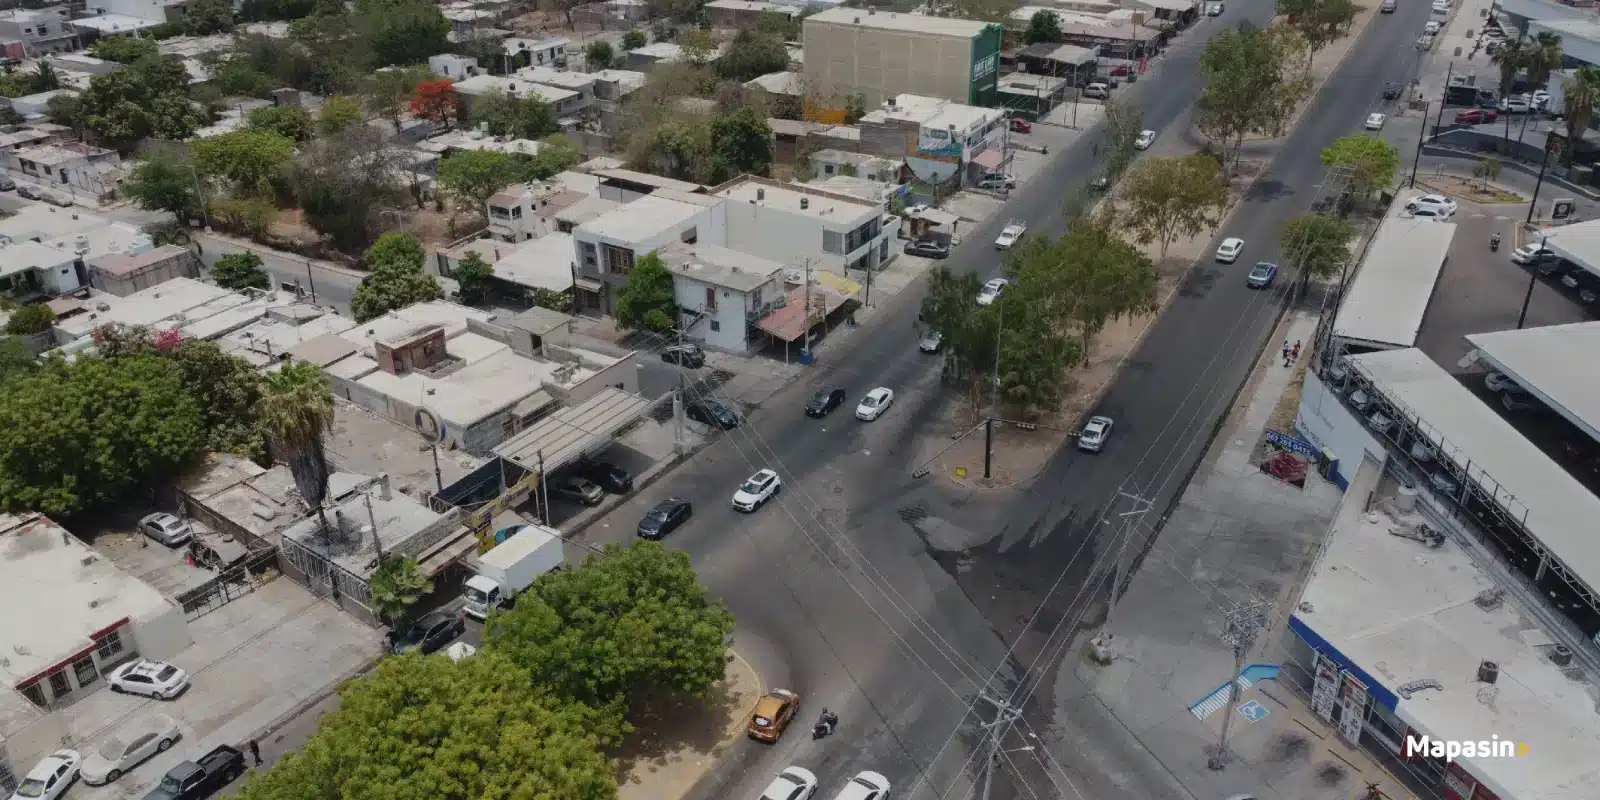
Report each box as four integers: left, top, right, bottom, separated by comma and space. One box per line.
174, 548, 280, 619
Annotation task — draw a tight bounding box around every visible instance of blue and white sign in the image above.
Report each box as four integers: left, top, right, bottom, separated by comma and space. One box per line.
1266, 429, 1319, 459
1237, 700, 1270, 723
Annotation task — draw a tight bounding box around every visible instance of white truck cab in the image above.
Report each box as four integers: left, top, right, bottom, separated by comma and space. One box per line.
462, 523, 566, 620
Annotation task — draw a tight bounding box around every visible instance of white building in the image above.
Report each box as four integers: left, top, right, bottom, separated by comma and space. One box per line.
861, 93, 1009, 184
808, 149, 901, 183
451, 74, 584, 118
428, 53, 482, 80
0, 205, 152, 298
711, 176, 894, 274
514, 65, 596, 116
6, 141, 122, 197
0, 8, 79, 57
85, 0, 188, 24
0, 513, 190, 775
486, 181, 567, 243
503, 35, 571, 70
572, 190, 721, 314
661, 243, 786, 352
5, 88, 77, 119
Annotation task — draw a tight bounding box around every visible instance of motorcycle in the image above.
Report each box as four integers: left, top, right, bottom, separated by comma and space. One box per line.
1490, 233, 1502, 252
812, 710, 839, 739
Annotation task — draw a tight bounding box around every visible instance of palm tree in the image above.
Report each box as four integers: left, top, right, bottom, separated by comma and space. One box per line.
369, 556, 433, 626
261, 362, 335, 534
1527, 32, 1564, 89
1492, 38, 1533, 100
1562, 65, 1600, 164
31, 61, 59, 93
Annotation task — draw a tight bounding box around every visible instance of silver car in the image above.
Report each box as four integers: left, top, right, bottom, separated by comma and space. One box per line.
80, 715, 181, 785
555, 475, 604, 506
138, 513, 193, 547
1078, 416, 1114, 452
919, 330, 943, 353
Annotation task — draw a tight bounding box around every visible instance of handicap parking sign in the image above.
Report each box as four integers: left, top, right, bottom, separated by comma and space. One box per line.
1238, 700, 1270, 723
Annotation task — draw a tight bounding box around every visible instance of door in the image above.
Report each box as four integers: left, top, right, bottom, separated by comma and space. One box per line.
125, 732, 158, 765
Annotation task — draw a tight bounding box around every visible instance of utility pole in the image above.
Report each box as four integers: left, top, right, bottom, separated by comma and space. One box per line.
1102, 489, 1154, 633
1207, 598, 1271, 771
983, 417, 994, 480
975, 690, 1025, 800
1527, 138, 1557, 224
430, 445, 443, 494
673, 328, 689, 455
801, 258, 813, 357
1409, 100, 1429, 188
1516, 233, 1548, 329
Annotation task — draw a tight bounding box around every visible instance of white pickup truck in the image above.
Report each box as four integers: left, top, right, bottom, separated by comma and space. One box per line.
995, 220, 1027, 250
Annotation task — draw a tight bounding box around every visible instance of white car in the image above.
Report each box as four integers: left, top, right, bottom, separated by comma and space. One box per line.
1500, 98, 1531, 114
918, 330, 943, 353
1409, 206, 1449, 220
1207, 1, 1224, 14
1431, 0, 1449, 13
1134, 129, 1156, 150
137, 512, 193, 547
1408, 193, 1458, 214
1484, 371, 1520, 393
1078, 415, 1114, 453
1423, 20, 1441, 34
11, 750, 80, 800
761, 766, 819, 800
830, 770, 892, 800
995, 221, 1026, 249
81, 714, 181, 785
1510, 243, 1556, 264
856, 387, 894, 421
1365, 112, 1386, 130
1531, 89, 1551, 108
1214, 237, 1244, 263
107, 658, 190, 699
732, 468, 781, 512
977, 277, 1009, 306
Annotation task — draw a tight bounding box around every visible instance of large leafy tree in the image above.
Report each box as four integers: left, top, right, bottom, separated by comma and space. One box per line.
121, 147, 202, 226
78, 58, 205, 149
232, 650, 622, 800
526, 134, 584, 179
184, 0, 236, 35
469, 90, 559, 140
261, 361, 334, 529
1320, 133, 1400, 197
1120, 154, 1229, 261
317, 94, 365, 135
193, 129, 295, 198
584, 39, 614, 70
165, 338, 267, 458
0, 338, 36, 383
351, 232, 442, 321
359, 0, 451, 68
437, 150, 518, 210
714, 29, 787, 82
247, 105, 315, 141
1277, 0, 1357, 65
1196, 23, 1311, 170
291, 124, 410, 251
409, 79, 461, 128
212, 251, 271, 291
679, 29, 718, 66
613, 251, 677, 331
364, 65, 436, 131
709, 106, 773, 180
487, 541, 734, 706
1025, 10, 1063, 44
451, 251, 495, 304
4, 304, 54, 335
0, 354, 205, 516
89, 36, 158, 64
1279, 212, 1354, 282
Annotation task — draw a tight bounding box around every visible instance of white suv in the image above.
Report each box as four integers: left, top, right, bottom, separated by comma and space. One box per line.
732, 469, 781, 512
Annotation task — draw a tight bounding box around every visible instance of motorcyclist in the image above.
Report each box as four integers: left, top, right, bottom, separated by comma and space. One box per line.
815, 708, 839, 736
1491, 232, 1502, 251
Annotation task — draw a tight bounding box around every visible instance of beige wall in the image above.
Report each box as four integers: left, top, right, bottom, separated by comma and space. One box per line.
803, 19, 973, 108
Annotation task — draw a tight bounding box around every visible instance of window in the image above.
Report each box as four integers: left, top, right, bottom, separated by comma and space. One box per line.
43, 166, 51, 176
490, 205, 511, 219
710, 320, 720, 331
37, 25, 47, 34
751, 287, 762, 307
72, 655, 98, 687
824, 164, 835, 175
20, 683, 44, 707
59, 170, 68, 184
47, 670, 69, 698
822, 230, 844, 255
601, 244, 635, 275
511, 206, 522, 219
704, 286, 716, 310
581, 241, 597, 267
94, 626, 125, 659
879, 238, 888, 262
681, 226, 697, 244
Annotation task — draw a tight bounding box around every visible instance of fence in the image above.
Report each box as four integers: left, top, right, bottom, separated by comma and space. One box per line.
174, 547, 282, 620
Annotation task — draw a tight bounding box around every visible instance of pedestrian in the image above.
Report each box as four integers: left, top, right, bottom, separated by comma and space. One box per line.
1291, 340, 1302, 362
248, 739, 262, 767
1282, 340, 1291, 368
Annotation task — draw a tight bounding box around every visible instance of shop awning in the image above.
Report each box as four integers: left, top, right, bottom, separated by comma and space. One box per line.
573, 276, 604, 292
973, 149, 1008, 170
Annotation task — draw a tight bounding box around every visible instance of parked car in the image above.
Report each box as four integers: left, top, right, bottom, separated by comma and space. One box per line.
1566, 271, 1599, 304
829, 771, 892, 800
142, 745, 246, 800
806, 386, 847, 417
0, 175, 14, 191
732, 468, 782, 512
1484, 372, 1519, 393
1454, 108, 1497, 124
554, 475, 605, 506
108, 659, 190, 700
660, 343, 706, 368
389, 610, 466, 655
855, 387, 895, 421
1382, 81, 1402, 99
1502, 389, 1547, 412
918, 330, 944, 353
1008, 117, 1032, 133
15, 184, 39, 200
1535, 257, 1575, 277
977, 277, 1009, 305
1422, 20, 1441, 35
904, 238, 949, 259
1431, 0, 1450, 13
1406, 194, 1458, 216
1078, 416, 1113, 453
760, 767, 819, 800
1246, 261, 1279, 289
637, 497, 692, 540
81, 715, 182, 785
1215, 237, 1244, 263
1500, 97, 1531, 114
11, 750, 79, 800
1089, 174, 1111, 190
1408, 205, 1450, 220
579, 460, 633, 493
1510, 243, 1555, 264
978, 174, 1015, 190
1365, 112, 1387, 130
687, 398, 740, 429
41, 190, 70, 207
1207, 1, 1225, 14
1134, 129, 1156, 150
747, 689, 801, 742
1082, 82, 1110, 100
138, 513, 194, 547
994, 220, 1026, 249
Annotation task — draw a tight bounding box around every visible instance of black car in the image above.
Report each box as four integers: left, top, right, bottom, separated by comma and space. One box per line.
904, 238, 950, 259
661, 343, 706, 368
389, 610, 465, 655
805, 387, 847, 417
637, 497, 692, 539
1382, 82, 1401, 100
581, 460, 634, 493
688, 399, 739, 429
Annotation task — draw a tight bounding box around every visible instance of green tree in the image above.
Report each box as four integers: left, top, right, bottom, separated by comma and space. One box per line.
1319, 133, 1399, 196
614, 251, 677, 331
89, 36, 158, 64
261, 361, 334, 528
709, 106, 773, 179
680, 29, 718, 66
1527, 31, 1564, 89
77, 59, 204, 149
1278, 212, 1354, 282
316, 94, 365, 135
1562, 66, 1600, 164
213, 60, 278, 98
1277, 0, 1358, 64
352, 232, 442, 321
193, 129, 296, 198
232, 650, 621, 800
28, 62, 59, 93
1102, 97, 1145, 179
1491, 38, 1532, 101
0, 337, 36, 383
940, 0, 1015, 23
166, 338, 266, 458
212, 251, 271, 291
451, 251, 495, 304
1025, 10, 1063, 44
526, 134, 583, 179
714, 29, 787, 82
486, 541, 733, 706
0, 354, 204, 516
1474, 155, 1503, 189
843, 91, 867, 124
1045, 215, 1159, 354
291, 124, 409, 250
247, 104, 315, 141
584, 39, 614, 70
4, 304, 54, 336
364, 65, 436, 131
1196, 22, 1312, 170
184, 0, 236, 34
1120, 154, 1229, 261
45, 93, 81, 133
468, 89, 559, 139
123, 148, 203, 224
437, 150, 517, 210
210, 197, 276, 239
531, 287, 573, 312
359, 0, 451, 68
621, 29, 647, 50
369, 555, 433, 625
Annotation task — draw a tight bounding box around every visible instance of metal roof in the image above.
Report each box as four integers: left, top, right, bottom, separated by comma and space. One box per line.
1466, 321, 1600, 443
493, 387, 652, 474
1333, 194, 1453, 349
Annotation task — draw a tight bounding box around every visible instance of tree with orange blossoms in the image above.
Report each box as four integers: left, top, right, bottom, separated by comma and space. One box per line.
408, 79, 461, 128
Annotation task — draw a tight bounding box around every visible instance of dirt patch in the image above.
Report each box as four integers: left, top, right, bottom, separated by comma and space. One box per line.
1266, 359, 1309, 433
267, 207, 321, 246
612, 652, 760, 800
1418, 175, 1525, 204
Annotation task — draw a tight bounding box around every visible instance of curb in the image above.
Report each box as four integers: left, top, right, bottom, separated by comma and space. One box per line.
723, 650, 764, 737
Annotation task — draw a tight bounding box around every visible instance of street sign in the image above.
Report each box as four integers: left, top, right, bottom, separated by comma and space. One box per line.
1266, 429, 1320, 459
1551, 198, 1576, 221
1238, 699, 1270, 723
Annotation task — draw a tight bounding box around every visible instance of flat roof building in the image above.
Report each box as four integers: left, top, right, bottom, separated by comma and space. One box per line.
803, 7, 1004, 110
1331, 194, 1454, 352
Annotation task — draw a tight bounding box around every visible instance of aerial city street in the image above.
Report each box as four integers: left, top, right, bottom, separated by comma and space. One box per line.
0, 0, 1596, 798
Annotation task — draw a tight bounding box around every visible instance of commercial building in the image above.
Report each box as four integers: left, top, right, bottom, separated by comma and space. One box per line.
858, 93, 1009, 183
706, 0, 798, 29
803, 7, 1004, 110
572, 190, 723, 314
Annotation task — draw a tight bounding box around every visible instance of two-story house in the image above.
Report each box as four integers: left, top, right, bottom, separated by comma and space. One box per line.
514, 66, 596, 118
571, 190, 725, 315
486, 181, 565, 243
0, 8, 78, 57
8, 142, 122, 198
590, 69, 647, 131
660, 243, 786, 353
713, 176, 896, 275
503, 36, 570, 70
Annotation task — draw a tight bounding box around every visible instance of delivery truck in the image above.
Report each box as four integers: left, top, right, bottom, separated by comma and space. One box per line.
462, 523, 565, 620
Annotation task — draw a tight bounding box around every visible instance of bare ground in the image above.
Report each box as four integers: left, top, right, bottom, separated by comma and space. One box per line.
613, 652, 760, 800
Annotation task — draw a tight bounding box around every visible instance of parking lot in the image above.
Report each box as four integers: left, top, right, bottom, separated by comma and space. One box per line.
57, 577, 379, 799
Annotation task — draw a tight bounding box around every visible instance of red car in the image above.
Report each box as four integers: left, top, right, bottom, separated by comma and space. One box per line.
1454, 108, 1498, 124
1008, 117, 1032, 133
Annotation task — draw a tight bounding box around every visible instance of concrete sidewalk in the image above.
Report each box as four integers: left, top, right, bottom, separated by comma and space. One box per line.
1055, 311, 1417, 800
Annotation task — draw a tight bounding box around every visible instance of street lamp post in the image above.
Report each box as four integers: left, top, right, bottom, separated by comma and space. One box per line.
1527, 137, 1559, 224
1516, 234, 1548, 329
